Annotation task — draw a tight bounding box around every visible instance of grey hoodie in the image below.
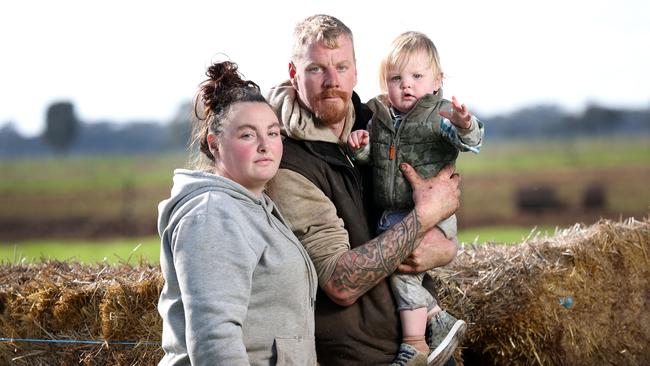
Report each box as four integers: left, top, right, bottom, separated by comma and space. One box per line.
157, 169, 317, 366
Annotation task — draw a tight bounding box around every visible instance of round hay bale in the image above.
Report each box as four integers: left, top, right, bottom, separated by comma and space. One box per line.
435, 217, 650, 365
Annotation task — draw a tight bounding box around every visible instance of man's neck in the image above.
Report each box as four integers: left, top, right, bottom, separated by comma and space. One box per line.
328, 120, 346, 140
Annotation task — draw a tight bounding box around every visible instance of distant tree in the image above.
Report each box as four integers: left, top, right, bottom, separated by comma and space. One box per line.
0, 121, 21, 140
0, 121, 22, 155
167, 100, 193, 150
581, 105, 622, 135
43, 101, 80, 154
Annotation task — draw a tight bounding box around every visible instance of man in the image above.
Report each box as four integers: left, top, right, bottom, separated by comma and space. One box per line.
266, 14, 461, 365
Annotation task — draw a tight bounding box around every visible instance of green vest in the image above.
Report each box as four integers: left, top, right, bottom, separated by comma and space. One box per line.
367, 93, 458, 210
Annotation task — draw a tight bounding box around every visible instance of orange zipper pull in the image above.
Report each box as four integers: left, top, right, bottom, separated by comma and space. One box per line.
389, 144, 395, 160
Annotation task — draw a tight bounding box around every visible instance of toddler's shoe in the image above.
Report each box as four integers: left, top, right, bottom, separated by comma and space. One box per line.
425, 310, 466, 366
390, 343, 428, 366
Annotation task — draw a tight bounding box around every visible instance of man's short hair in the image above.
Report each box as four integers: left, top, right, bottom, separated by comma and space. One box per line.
292, 14, 355, 62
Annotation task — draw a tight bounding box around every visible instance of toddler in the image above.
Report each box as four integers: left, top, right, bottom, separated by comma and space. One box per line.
348, 31, 484, 366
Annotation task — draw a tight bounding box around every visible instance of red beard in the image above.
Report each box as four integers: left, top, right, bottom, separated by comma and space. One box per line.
311, 89, 351, 126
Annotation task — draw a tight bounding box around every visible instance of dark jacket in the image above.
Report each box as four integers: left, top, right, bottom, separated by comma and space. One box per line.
277, 93, 436, 365
280, 138, 404, 365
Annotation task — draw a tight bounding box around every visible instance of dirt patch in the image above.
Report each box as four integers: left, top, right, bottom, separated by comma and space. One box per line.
0, 217, 156, 242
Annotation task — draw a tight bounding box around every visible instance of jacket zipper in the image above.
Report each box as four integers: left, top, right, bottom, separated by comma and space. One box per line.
388, 133, 400, 208
266, 206, 318, 306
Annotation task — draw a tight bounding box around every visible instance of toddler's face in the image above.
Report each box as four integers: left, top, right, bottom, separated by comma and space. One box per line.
386, 50, 441, 114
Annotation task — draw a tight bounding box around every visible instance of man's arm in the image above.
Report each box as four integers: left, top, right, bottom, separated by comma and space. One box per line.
267, 164, 460, 307
266, 169, 350, 288
397, 226, 458, 273
327, 163, 460, 305
324, 209, 421, 305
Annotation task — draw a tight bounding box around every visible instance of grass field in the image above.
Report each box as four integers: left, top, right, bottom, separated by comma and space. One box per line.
456, 137, 650, 173
0, 225, 567, 264
0, 137, 648, 241
0, 236, 160, 265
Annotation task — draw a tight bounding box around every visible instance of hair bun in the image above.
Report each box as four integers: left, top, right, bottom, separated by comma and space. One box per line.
201, 61, 260, 115
206, 61, 246, 91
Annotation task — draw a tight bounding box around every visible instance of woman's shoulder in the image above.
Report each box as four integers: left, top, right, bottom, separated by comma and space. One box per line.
179, 188, 254, 220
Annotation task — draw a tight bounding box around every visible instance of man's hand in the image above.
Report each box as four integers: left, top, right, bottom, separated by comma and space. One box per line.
397, 227, 457, 273
347, 130, 369, 151
401, 163, 460, 232
439, 96, 472, 129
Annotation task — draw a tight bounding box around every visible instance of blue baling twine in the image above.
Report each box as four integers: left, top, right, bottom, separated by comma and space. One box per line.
0, 337, 159, 347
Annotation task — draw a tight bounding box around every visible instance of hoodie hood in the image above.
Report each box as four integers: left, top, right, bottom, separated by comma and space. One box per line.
157, 169, 273, 235
266, 80, 356, 145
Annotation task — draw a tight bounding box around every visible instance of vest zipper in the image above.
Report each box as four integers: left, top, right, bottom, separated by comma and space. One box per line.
339, 146, 363, 199
345, 151, 355, 167
339, 147, 372, 228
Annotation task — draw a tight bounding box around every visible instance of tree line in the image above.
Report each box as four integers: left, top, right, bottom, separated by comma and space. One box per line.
1, 100, 648, 158
487, 104, 650, 139
1, 101, 192, 158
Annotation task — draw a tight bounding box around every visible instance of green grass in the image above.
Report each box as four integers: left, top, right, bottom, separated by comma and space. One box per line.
0, 226, 560, 264
0, 237, 160, 265
457, 137, 650, 174
458, 225, 559, 244
0, 153, 187, 194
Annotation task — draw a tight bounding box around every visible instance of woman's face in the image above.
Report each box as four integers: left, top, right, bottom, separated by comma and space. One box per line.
211, 102, 283, 196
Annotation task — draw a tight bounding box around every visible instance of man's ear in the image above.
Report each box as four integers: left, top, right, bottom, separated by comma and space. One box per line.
289, 62, 299, 89
288, 62, 296, 79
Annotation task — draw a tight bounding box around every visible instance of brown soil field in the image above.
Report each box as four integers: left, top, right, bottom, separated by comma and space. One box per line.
1, 165, 648, 241
458, 164, 650, 228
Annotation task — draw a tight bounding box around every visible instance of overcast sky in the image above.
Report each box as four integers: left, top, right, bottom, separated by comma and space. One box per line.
2, 0, 649, 137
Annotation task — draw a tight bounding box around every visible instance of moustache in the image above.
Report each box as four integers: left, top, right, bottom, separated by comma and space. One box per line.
319, 89, 348, 100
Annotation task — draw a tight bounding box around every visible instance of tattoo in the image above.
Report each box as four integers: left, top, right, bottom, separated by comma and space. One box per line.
329, 211, 421, 302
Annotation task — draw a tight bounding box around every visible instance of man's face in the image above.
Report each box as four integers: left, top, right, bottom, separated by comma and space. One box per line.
290, 35, 357, 126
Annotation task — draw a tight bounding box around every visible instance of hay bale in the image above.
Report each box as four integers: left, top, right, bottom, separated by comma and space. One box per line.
100, 274, 163, 342
435, 216, 650, 365
1, 217, 648, 365
0, 261, 163, 365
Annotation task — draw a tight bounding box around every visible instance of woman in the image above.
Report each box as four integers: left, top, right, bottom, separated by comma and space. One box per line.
157, 60, 317, 365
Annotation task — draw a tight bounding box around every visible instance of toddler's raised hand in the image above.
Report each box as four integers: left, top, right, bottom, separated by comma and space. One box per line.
440, 96, 472, 129
348, 130, 369, 151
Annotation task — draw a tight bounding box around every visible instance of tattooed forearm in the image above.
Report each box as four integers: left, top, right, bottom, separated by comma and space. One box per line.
327, 210, 422, 303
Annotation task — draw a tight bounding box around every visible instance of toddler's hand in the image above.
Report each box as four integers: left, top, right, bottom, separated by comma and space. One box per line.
348, 130, 369, 151
440, 96, 472, 129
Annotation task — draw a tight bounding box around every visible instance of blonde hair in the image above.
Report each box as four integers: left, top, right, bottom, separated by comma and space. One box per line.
379, 31, 443, 93
291, 14, 355, 62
